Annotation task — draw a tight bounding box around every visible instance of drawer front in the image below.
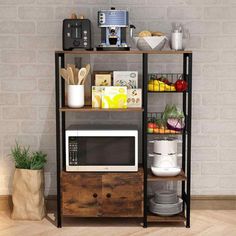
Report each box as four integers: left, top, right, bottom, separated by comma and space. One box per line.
61, 172, 102, 217
101, 172, 143, 217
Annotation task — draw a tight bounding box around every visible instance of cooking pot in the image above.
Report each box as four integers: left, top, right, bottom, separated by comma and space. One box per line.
149, 153, 182, 168
149, 137, 181, 155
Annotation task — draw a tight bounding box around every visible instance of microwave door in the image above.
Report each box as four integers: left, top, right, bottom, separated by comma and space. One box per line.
84, 137, 135, 165
77, 137, 136, 171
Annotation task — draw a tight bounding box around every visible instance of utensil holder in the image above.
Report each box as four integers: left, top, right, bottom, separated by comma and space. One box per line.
68, 85, 84, 108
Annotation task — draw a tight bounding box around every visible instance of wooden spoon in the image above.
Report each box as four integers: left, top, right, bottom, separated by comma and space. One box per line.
85, 64, 90, 79
74, 68, 79, 84
67, 64, 78, 84
59, 68, 70, 84
67, 67, 75, 85
78, 68, 87, 85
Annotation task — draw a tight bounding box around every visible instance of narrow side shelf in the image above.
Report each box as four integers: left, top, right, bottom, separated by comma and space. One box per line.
148, 91, 187, 94
60, 106, 144, 112
147, 212, 185, 222
147, 132, 183, 135
147, 169, 186, 182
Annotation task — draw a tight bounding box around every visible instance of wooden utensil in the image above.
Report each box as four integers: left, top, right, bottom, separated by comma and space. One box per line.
74, 68, 79, 84
78, 68, 87, 85
85, 64, 90, 79
59, 68, 70, 84
67, 67, 75, 85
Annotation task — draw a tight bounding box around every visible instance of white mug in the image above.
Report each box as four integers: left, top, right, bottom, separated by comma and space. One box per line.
68, 85, 84, 108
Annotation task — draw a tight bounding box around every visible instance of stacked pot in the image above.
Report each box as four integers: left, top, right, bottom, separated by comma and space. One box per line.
149, 137, 181, 176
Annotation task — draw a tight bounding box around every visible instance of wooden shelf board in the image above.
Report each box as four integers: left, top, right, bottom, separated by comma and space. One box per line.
60, 106, 144, 112
147, 212, 185, 222
148, 91, 187, 94
61, 167, 144, 175
147, 169, 186, 181
147, 132, 182, 135
55, 50, 192, 55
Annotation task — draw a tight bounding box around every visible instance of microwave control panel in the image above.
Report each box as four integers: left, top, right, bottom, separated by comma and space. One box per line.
68, 137, 79, 166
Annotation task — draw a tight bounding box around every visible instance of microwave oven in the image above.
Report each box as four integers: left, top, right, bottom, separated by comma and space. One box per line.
65, 125, 138, 172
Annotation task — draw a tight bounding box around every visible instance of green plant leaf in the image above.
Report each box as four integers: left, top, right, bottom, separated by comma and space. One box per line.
10, 142, 31, 169
30, 151, 47, 170
10, 142, 47, 170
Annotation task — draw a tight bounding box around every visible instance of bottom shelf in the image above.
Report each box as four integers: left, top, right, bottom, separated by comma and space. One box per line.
147, 212, 186, 223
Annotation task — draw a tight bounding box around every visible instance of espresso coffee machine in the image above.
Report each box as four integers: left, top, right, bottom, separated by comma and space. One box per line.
96, 8, 130, 51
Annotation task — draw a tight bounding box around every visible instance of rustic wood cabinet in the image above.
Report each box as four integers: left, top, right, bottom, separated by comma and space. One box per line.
61, 173, 102, 217
61, 170, 143, 217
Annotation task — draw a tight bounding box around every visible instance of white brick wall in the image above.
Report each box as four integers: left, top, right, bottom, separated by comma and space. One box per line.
0, 0, 236, 196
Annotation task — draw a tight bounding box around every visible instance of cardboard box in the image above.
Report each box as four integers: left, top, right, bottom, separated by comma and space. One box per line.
95, 74, 112, 86
102, 86, 127, 109
92, 86, 104, 108
92, 71, 113, 86
113, 71, 138, 89
127, 89, 142, 108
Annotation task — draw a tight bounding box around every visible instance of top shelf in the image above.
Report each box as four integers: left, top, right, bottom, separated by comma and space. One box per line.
55, 50, 192, 55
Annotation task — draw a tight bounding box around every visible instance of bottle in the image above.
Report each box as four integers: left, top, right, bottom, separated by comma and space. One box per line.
171, 30, 183, 51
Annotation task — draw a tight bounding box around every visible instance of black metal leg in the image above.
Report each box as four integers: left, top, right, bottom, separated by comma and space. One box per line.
61, 55, 66, 170
142, 53, 148, 228
186, 53, 192, 228
182, 54, 187, 214
55, 53, 61, 228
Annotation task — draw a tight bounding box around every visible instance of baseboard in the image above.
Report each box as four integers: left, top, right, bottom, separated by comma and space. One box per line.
191, 195, 236, 210
0, 195, 12, 211
1, 195, 236, 212
0, 195, 56, 212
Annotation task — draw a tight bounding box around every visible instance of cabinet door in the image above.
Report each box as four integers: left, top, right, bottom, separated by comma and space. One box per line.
61, 172, 102, 217
101, 172, 143, 217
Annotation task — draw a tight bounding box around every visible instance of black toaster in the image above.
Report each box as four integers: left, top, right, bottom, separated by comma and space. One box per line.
63, 19, 92, 50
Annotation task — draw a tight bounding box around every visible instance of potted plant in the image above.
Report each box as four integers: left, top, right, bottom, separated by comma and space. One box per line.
10, 143, 47, 220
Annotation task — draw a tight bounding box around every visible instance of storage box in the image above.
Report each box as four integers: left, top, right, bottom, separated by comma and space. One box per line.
102, 86, 127, 109
127, 89, 142, 108
113, 71, 138, 89
92, 71, 113, 86
92, 86, 104, 108
95, 74, 112, 86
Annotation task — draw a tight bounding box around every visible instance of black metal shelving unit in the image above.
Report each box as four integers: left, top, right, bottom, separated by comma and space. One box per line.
143, 52, 192, 227
55, 50, 192, 228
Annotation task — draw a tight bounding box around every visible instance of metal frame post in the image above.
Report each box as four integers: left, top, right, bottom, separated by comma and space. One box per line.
186, 53, 192, 228
142, 53, 148, 228
55, 52, 65, 228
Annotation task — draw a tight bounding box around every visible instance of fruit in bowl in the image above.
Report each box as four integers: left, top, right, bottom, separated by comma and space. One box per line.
133, 30, 167, 51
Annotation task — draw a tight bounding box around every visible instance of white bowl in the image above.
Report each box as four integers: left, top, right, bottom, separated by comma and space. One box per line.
149, 197, 183, 216
151, 166, 181, 177
154, 190, 178, 204
132, 36, 167, 51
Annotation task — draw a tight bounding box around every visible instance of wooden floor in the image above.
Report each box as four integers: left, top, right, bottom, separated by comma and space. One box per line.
0, 210, 236, 236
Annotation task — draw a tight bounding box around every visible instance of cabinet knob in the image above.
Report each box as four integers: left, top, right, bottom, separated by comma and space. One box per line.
93, 193, 98, 198
106, 193, 111, 198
